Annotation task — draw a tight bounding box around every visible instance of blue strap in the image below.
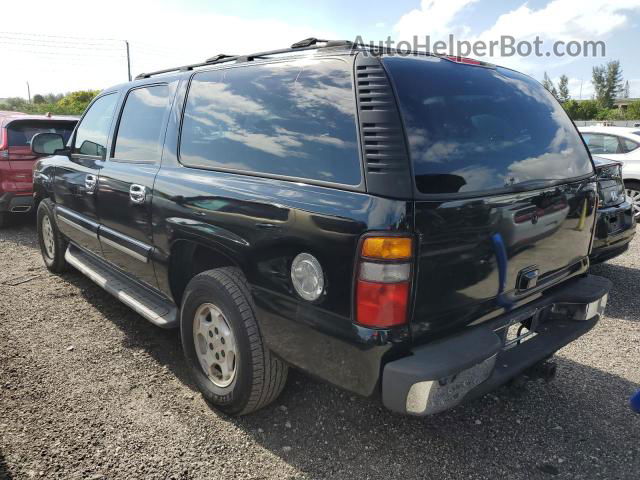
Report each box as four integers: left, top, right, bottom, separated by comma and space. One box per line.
491, 233, 514, 311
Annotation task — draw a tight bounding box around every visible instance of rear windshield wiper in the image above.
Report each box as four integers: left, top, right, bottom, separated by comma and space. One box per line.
505, 179, 559, 192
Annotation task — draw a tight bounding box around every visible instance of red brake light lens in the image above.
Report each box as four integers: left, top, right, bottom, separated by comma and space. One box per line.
356, 280, 409, 327
355, 235, 413, 328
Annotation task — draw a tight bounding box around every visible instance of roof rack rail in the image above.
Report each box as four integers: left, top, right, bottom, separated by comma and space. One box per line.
134, 38, 353, 80
205, 53, 236, 63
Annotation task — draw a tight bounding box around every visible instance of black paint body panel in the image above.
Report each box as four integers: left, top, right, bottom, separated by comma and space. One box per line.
32, 49, 601, 398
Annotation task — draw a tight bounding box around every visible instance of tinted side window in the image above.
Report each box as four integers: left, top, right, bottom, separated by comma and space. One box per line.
623, 138, 639, 153
73, 94, 118, 159
179, 59, 361, 185
113, 85, 171, 162
583, 134, 621, 154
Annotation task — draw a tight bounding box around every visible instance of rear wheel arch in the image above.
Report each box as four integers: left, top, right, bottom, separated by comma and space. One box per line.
168, 240, 240, 305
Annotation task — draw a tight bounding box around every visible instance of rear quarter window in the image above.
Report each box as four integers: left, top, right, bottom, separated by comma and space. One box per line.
383, 56, 593, 195
179, 58, 361, 186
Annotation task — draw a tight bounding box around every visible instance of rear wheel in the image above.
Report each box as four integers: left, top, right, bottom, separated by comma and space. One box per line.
625, 180, 640, 219
37, 201, 68, 273
180, 267, 288, 415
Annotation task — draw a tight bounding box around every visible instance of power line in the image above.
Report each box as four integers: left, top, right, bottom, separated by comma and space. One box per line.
0, 30, 121, 42
1, 45, 126, 59
0, 38, 126, 51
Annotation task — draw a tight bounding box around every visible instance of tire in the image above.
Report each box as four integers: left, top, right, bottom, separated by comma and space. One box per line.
180, 267, 288, 416
625, 180, 640, 220
0, 212, 10, 229
37, 201, 68, 273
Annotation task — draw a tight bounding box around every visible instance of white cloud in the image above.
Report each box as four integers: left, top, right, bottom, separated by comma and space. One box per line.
392, 0, 640, 74
1, 0, 337, 97
394, 0, 479, 40
478, 0, 640, 43
567, 77, 595, 100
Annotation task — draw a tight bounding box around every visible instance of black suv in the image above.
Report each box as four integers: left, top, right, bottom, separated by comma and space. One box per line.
32, 39, 611, 416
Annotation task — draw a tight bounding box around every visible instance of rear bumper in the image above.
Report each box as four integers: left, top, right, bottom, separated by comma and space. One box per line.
382, 274, 611, 416
0, 192, 34, 213
590, 201, 636, 264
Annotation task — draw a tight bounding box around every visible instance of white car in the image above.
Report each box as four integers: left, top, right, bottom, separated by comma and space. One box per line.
578, 126, 640, 218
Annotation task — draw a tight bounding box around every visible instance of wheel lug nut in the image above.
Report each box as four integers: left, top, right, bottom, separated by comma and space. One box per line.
208, 331, 213, 338
209, 343, 213, 350
221, 338, 225, 345
221, 351, 225, 357
215, 353, 220, 360
214, 328, 219, 334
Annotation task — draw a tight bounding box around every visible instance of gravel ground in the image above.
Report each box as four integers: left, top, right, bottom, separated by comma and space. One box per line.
1, 216, 639, 480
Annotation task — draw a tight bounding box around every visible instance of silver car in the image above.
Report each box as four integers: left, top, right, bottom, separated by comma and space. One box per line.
579, 126, 640, 218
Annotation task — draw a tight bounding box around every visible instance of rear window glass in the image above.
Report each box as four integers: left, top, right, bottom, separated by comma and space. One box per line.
8, 121, 75, 147
179, 58, 361, 185
383, 56, 593, 194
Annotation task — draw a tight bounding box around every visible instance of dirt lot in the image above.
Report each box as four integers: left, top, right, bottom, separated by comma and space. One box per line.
1, 216, 639, 480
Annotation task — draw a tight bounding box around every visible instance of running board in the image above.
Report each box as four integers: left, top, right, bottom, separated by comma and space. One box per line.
65, 245, 178, 329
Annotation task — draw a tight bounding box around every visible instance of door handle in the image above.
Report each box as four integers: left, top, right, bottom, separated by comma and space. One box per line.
129, 184, 147, 204
85, 174, 97, 194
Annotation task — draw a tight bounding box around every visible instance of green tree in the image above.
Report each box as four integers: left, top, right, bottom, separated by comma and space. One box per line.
592, 60, 623, 108
575, 100, 599, 120
44, 93, 64, 103
1, 90, 100, 115
1, 97, 28, 112
542, 72, 558, 100
557, 75, 570, 103
55, 90, 100, 115
627, 100, 640, 120
562, 99, 580, 119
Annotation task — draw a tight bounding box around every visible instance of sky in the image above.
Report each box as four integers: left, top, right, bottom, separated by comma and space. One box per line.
1, 0, 639, 100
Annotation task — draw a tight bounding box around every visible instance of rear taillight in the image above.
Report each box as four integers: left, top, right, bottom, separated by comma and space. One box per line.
355, 236, 413, 328
0, 128, 8, 158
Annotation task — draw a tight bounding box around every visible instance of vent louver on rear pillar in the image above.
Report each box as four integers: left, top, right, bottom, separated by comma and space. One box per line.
354, 53, 413, 198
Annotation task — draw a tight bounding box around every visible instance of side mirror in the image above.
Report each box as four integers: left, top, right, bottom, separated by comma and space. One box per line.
31, 133, 65, 156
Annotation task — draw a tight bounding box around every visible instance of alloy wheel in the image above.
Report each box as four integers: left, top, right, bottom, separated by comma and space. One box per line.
42, 215, 56, 259
192, 303, 237, 388
626, 187, 640, 219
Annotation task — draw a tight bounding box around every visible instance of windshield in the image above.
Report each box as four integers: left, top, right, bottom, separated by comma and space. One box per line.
7, 120, 75, 148
383, 56, 593, 195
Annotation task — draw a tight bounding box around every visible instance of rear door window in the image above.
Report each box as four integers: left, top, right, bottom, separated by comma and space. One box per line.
73, 93, 119, 159
7, 121, 75, 148
112, 84, 171, 162
383, 56, 593, 194
582, 133, 623, 154
179, 58, 361, 185
622, 138, 639, 153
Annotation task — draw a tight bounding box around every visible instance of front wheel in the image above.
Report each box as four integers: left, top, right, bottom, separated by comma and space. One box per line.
625, 180, 640, 220
180, 267, 288, 416
37, 201, 68, 273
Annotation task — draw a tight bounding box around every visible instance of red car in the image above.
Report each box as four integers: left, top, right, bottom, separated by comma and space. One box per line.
0, 112, 77, 227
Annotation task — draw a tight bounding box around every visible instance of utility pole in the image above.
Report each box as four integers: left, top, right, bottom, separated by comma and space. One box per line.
579, 79, 583, 100
26, 81, 31, 103
125, 40, 132, 82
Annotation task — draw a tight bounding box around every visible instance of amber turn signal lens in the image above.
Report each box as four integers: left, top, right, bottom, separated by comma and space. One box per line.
361, 237, 412, 260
